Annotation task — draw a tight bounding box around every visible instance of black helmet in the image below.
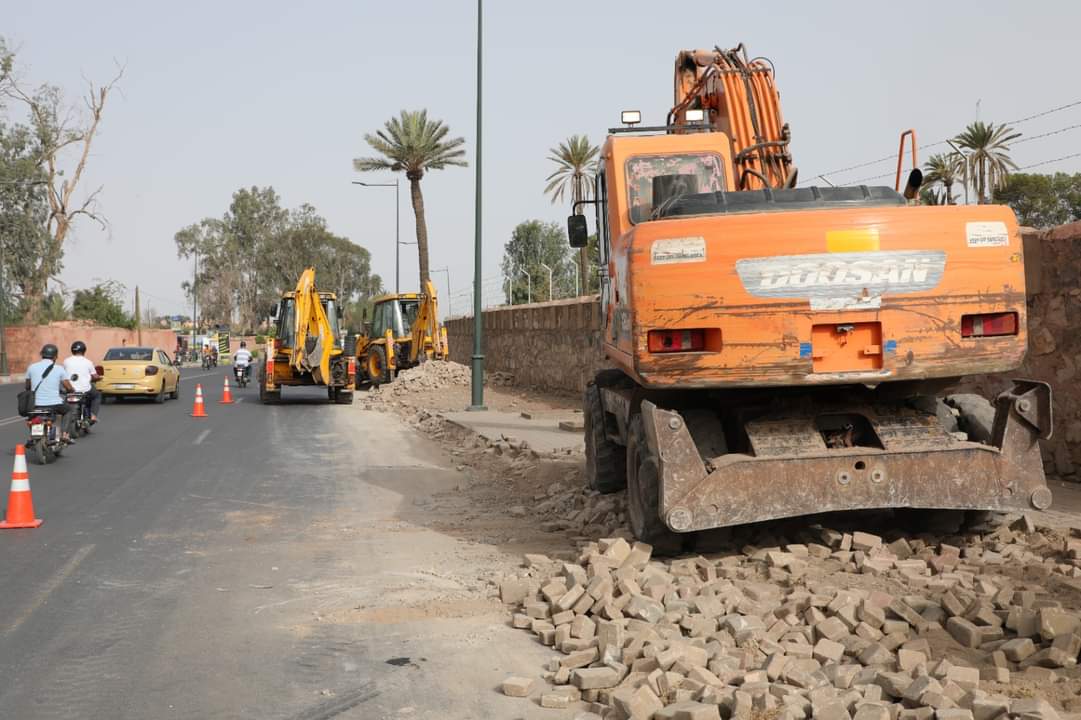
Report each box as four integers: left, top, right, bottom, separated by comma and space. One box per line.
71, 340, 87, 354
240, 341, 247, 347
41, 343, 59, 359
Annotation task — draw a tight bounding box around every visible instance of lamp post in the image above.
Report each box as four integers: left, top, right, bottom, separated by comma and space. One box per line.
351, 180, 407, 293
431, 267, 451, 310
539, 262, 553, 301
468, 0, 486, 411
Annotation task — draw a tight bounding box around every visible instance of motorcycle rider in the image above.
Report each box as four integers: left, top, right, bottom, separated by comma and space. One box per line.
25, 344, 76, 444
63, 340, 101, 424
233, 341, 253, 382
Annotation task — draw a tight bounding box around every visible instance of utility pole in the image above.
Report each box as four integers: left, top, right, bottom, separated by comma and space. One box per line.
468, 0, 486, 411
191, 252, 198, 355
432, 267, 451, 312
352, 180, 405, 293
135, 286, 142, 345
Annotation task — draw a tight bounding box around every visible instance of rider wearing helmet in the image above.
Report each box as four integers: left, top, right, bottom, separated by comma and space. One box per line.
233, 340, 253, 381
25, 344, 76, 443
63, 340, 101, 423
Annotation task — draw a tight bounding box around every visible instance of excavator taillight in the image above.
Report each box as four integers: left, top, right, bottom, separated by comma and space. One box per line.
961, 312, 1018, 338
648, 329, 706, 353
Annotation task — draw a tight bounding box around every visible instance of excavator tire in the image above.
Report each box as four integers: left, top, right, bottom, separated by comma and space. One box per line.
367, 346, 392, 386
335, 390, 354, 405
945, 393, 1013, 531
625, 414, 684, 555
584, 382, 626, 493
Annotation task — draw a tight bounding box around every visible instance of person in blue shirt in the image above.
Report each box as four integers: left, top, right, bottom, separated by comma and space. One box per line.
24, 343, 77, 444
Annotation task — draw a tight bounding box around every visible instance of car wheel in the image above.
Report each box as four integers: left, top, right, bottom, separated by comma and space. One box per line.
154, 381, 166, 404
170, 379, 180, 400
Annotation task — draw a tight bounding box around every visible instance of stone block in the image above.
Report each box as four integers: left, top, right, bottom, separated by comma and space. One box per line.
501, 675, 535, 697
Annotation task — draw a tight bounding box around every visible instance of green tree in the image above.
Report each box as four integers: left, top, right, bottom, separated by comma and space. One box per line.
41, 291, 69, 322
922, 153, 963, 205
501, 220, 573, 304
72, 281, 133, 328
993, 172, 1081, 228
954, 121, 1021, 204
0, 42, 122, 321
353, 110, 467, 288
544, 135, 599, 294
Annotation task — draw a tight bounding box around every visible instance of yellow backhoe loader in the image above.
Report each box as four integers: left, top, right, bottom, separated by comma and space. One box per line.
357, 279, 447, 386
260, 268, 356, 404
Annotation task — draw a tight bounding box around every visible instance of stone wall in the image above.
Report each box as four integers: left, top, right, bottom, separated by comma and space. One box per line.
2, 322, 179, 375
445, 296, 607, 395
963, 222, 1081, 479
447, 223, 1081, 475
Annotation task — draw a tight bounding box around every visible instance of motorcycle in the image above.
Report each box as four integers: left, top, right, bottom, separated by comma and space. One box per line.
66, 391, 93, 437
25, 408, 65, 465
234, 363, 250, 388
202, 354, 213, 370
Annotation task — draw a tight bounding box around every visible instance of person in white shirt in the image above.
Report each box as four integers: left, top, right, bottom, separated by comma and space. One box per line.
62, 340, 101, 423
233, 341, 253, 382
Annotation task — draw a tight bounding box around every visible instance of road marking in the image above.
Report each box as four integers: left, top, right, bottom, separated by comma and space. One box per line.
234, 397, 243, 404
4, 544, 96, 637
0, 416, 22, 427
194, 429, 211, 445
183, 371, 221, 381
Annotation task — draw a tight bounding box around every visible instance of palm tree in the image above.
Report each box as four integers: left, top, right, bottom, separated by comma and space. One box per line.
922, 153, 964, 205
353, 110, 467, 287
953, 121, 1021, 204
545, 135, 599, 294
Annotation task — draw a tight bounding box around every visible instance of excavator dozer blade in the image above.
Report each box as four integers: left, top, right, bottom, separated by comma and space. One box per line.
641, 380, 1054, 533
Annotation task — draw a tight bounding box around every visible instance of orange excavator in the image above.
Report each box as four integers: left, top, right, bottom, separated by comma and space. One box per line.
569, 44, 1052, 547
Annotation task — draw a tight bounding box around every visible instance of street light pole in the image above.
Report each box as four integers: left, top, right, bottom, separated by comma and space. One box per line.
468, 0, 486, 411
431, 267, 451, 310
539, 262, 553, 301
352, 180, 402, 293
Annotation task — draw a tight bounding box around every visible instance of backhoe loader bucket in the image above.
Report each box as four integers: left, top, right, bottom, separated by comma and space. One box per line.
641, 380, 1054, 532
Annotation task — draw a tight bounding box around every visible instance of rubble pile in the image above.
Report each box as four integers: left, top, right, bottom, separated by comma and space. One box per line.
369, 361, 514, 399
499, 520, 1081, 719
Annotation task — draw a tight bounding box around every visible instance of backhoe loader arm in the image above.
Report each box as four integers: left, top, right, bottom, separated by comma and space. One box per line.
292, 267, 335, 384
409, 280, 445, 363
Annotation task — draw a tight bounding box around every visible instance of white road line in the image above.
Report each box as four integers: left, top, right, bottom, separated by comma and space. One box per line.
4, 544, 96, 636
0, 416, 22, 427
234, 397, 243, 404
183, 371, 221, 381
194, 429, 211, 445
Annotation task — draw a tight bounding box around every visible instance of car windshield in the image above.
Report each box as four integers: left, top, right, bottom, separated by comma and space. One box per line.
626, 153, 727, 223
104, 347, 154, 361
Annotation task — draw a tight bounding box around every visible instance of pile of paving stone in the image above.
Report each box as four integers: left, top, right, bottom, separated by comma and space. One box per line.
498, 519, 1081, 719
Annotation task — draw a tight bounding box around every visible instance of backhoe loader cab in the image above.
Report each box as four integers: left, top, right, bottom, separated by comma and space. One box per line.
356, 281, 448, 386
570, 45, 1052, 548
259, 268, 355, 405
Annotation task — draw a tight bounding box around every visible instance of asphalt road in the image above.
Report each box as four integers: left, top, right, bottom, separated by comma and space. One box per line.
0, 368, 557, 720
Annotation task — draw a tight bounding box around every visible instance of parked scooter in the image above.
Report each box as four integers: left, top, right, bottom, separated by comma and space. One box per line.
25, 408, 65, 465
234, 363, 250, 389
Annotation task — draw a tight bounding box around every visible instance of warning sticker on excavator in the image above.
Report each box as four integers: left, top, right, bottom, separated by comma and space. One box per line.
965, 221, 1009, 248
651, 237, 706, 265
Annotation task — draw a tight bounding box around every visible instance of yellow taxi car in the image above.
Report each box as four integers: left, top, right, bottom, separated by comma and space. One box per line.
99, 346, 181, 403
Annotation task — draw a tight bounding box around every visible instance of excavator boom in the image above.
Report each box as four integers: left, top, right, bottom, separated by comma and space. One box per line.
292, 268, 335, 384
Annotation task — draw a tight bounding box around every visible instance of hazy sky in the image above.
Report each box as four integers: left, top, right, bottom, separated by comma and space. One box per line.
5, 1, 1080, 318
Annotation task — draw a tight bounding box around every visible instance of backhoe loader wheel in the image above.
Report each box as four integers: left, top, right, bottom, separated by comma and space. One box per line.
626, 414, 684, 554
367, 346, 391, 386
585, 383, 626, 493
334, 390, 354, 405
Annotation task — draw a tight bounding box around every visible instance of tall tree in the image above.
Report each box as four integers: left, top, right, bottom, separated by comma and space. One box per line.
953, 121, 1021, 204
993, 172, 1081, 228
922, 153, 963, 205
501, 220, 573, 304
353, 110, 467, 288
0, 45, 122, 321
72, 281, 132, 328
545, 135, 599, 294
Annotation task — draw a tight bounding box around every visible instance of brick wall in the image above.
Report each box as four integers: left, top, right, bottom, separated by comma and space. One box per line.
2, 322, 179, 375
446, 296, 607, 395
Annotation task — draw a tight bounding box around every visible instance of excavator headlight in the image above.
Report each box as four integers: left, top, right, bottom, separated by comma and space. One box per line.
685, 108, 705, 123
621, 110, 641, 126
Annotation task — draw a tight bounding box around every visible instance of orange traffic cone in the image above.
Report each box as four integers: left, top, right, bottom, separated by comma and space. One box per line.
191, 383, 208, 418
0, 446, 43, 529
219, 376, 234, 404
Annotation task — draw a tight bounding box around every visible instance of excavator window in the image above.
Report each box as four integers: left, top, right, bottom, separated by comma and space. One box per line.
626, 153, 726, 224
324, 299, 342, 348
400, 300, 420, 336
594, 161, 609, 263
276, 299, 296, 349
